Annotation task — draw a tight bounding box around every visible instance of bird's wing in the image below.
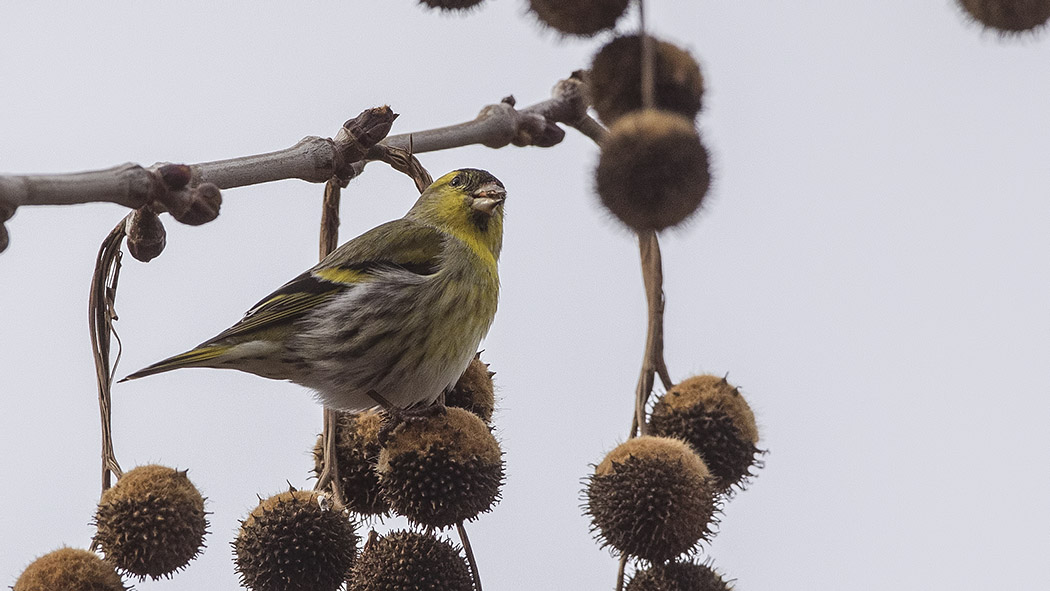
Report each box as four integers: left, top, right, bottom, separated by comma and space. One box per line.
207, 219, 446, 344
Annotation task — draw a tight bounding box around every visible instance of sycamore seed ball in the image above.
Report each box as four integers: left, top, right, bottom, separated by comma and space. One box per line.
445, 352, 496, 422
529, 0, 630, 37
958, 0, 1050, 32
590, 35, 705, 125
585, 436, 718, 562
348, 530, 473, 591
92, 464, 207, 580
313, 409, 389, 515
650, 374, 761, 492
626, 560, 732, 591
14, 548, 126, 591
418, 0, 485, 10
378, 407, 504, 527
596, 110, 711, 232
234, 489, 358, 591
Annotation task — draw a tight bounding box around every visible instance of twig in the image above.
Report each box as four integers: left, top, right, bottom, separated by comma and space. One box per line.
89, 218, 129, 494
457, 521, 483, 591
638, 0, 656, 110
630, 231, 667, 439
314, 177, 348, 508
616, 554, 628, 591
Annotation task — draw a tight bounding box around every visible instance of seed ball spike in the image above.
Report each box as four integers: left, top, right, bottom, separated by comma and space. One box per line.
649, 374, 761, 493
348, 530, 473, 591
445, 352, 496, 422
419, 0, 486, 11
626, 559, 732, 591
529, 0, 631, 37
585, 436, 718, 562
958, 0, 1050, 33
590, 34, 705, 125
234, 489, 358, 591
378, 407, 504, 527
92, 464, 208, 580
14, 547, 127, 591
596, 110, 711, 232
313, 409, 389, 516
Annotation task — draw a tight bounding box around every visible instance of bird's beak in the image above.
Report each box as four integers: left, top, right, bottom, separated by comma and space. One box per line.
471, 182, 506, 216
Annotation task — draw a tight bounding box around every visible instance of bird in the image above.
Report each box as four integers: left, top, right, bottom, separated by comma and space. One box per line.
121, 168, 505, 412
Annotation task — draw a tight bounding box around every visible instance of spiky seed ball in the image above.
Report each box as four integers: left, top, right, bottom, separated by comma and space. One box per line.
626, 560, 731, 591
650, 374, 760, 493
958, 0, 1050, 33
92, 464, 207, 580
347, 530, 473, 591
14, 548, 126, 591
596, 110, 710, 232
378, 407, 503, 527
529, 0, 630, 37
446, 352, 496, 422
585, 436, 718, 562
234, 489, 357, 591
590, 35, 705, 125
313, 409, 389, 516
419, 0, 485, 10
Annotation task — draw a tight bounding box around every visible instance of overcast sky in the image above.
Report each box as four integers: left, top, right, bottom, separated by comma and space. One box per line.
2, 1, 1049, 589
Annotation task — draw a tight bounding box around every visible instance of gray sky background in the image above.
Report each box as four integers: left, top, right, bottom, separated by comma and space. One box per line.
3, 1, 1049, 589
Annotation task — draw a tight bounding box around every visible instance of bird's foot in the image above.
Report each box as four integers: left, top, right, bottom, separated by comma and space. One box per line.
370, 390, 447, 445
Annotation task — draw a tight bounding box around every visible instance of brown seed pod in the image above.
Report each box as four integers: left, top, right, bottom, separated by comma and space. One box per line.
585, 436, 718, 562
626, 559, 731, 591
92, 464, 208, 580
650, 374, 761, 493
590, 35, 705, 125
418, 0, 485, 10
596, 110, 710, 232
313, 409, 390, 516
347, 530, 473, 591
234, 489, 358, 591
14, 547, 126, 591
529, 0, 630, 37
958, 0, 1050, 33
445, 352, 496, 422
125, 208, 167, 262
378, 407, 503, 528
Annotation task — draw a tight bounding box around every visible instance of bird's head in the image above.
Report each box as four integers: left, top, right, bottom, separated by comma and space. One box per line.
407, 168, 506, 262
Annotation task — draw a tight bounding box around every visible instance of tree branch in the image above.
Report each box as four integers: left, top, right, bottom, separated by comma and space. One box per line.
0, 73, 595, 253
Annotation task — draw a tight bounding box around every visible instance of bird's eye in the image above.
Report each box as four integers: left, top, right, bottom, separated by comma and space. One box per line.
449, 175, 463, 187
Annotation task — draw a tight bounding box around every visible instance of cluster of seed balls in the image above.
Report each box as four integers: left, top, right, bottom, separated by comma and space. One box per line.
229, 354, 502, 591
585, 375, 762, 590
15, 464, 209, 591
13, 357, 498, 591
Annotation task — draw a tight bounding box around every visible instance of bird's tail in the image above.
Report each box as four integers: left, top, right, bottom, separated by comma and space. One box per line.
119, 345, 230, 382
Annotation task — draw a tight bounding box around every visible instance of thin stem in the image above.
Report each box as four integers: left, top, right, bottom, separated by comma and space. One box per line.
314, 178, 346, 507
631, 231, 667, 438
638, 0, 656, 110
616, 554, 627, 591
457, 521, 483, 591
89, 218, 129, 494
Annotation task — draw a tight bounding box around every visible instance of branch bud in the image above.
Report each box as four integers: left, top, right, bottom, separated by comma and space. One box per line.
165, 182, 221, 226
125, 208, 167, 262
157, 163, 192, 191
334, 106, 399, 178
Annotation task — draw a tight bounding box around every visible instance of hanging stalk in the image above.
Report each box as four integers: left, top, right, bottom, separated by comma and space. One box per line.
89, 217, 131, 494
314, 178, 347, 508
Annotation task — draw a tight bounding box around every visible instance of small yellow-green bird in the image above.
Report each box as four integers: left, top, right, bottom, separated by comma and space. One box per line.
122, 168, 505, 411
